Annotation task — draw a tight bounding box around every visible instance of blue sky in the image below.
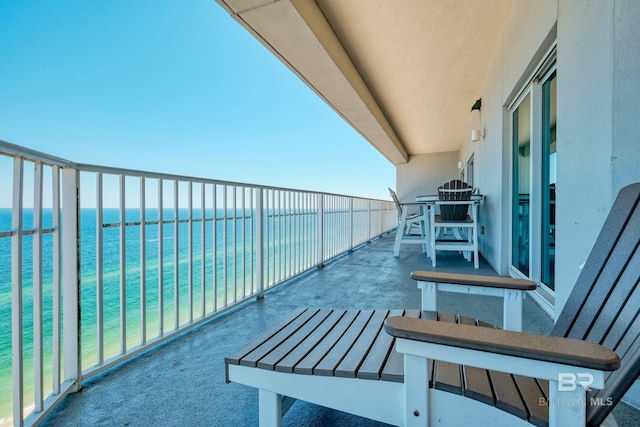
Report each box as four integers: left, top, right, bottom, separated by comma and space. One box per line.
0, 0, 395, 204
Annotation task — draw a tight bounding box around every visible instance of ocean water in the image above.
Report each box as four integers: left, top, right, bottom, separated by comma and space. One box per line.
0, 207, 318, 424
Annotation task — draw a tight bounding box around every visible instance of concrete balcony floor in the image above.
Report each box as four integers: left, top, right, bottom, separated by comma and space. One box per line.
43, 234, 639, 426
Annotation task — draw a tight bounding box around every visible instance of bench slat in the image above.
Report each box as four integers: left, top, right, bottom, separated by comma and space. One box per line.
257, 309, 333, 370
275, 310, 347, 373
294, 310, 360, 375
239, 308, 320, 367
314, 310, 374, 376
381, 309, 423, 382
357, 309, 405, 380
224, 307, 308, 366
335, 310, 390, 378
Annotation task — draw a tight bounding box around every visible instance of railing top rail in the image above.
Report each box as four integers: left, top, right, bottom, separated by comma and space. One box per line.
1, 140, 393, 203
0, 139, 74, 167
76, 162, 392, 201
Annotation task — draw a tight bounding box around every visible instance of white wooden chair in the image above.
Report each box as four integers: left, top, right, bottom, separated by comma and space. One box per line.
430, 180, 479, 268
226, 183, 640, 427
389, 188, 428, 257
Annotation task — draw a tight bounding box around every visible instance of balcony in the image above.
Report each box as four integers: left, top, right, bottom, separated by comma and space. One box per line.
2, 141, 639, 426
38, 235, 640, 426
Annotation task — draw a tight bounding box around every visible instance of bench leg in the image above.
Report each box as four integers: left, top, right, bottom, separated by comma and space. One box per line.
259, 389, 282, 427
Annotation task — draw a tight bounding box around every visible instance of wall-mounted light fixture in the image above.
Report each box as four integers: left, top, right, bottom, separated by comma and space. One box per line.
457, 161, 463, 170
471, 128, 485, 142
470, 98, 483, 142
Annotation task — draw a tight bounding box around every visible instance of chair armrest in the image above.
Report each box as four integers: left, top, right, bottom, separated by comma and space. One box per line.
411, 271, 536, 291
384, 316, 620, 371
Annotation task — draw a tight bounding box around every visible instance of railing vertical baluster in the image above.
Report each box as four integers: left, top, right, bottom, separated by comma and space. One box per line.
173, 180, 179, 329
96, 173, 104, 364
188, 181, 193, 323
223, 185, 228, 306
33, 161, 44, 412
349, 198, 354, 251
317, 193, 324, 266
277, 191, 282, 283
11, 157, 24, 426
212, 184, 218, 311
157, 179, 164, 336
265, 190, 275, 287
256, 188, 264, 298
201, 183, 206, 317
119, 174, 126, 354
249, 188, 255, 294
232, 186, 237, 302
61, 167, 80, 392
140, 177, 147, 345
241, 187, 246, 298
52, 165, 61, 395
368, 200, 372, 241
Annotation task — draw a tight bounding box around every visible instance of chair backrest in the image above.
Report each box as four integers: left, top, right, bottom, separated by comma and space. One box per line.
551, 182, 640, 426
388, 188, 403, 217
438, 179, 473, 220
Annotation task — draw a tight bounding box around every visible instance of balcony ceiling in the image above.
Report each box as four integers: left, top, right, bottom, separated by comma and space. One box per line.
216, 0, 513, 164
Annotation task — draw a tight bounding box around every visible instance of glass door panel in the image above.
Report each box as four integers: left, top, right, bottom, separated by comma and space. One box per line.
512, 94, 531, 276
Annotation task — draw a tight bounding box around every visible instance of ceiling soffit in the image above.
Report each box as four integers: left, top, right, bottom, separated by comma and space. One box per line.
316, 0, 512, 156
217, 0, 408, 164
216, 0, 512, 164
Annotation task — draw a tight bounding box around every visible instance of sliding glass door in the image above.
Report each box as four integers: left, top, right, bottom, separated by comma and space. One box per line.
510, 65, 557, 293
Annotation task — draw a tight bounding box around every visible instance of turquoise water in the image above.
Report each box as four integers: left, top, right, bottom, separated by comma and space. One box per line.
0, 207, 316, 424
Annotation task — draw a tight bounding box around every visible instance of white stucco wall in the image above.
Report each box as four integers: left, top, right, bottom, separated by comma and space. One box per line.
458, 0, 558, 276
396, 152, 458, 203
555, 0, 615, 315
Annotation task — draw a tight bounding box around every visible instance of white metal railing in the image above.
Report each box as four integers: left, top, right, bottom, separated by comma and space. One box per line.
0, 140, 396, 426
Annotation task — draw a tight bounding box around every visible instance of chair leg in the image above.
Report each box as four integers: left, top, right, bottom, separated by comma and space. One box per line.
394, 209, 409, 257
404, 354, 430, 426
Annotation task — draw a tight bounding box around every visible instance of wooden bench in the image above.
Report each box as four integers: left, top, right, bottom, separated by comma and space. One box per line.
226, 307, 564, 426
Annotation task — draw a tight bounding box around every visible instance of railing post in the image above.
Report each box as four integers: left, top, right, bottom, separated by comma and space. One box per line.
61, 167, 80, 392
349, 198, 354, 251
317, 193, 324, 266
11, 157, 24, 426
256, 188, 264, 298
367, 200, 372, 242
